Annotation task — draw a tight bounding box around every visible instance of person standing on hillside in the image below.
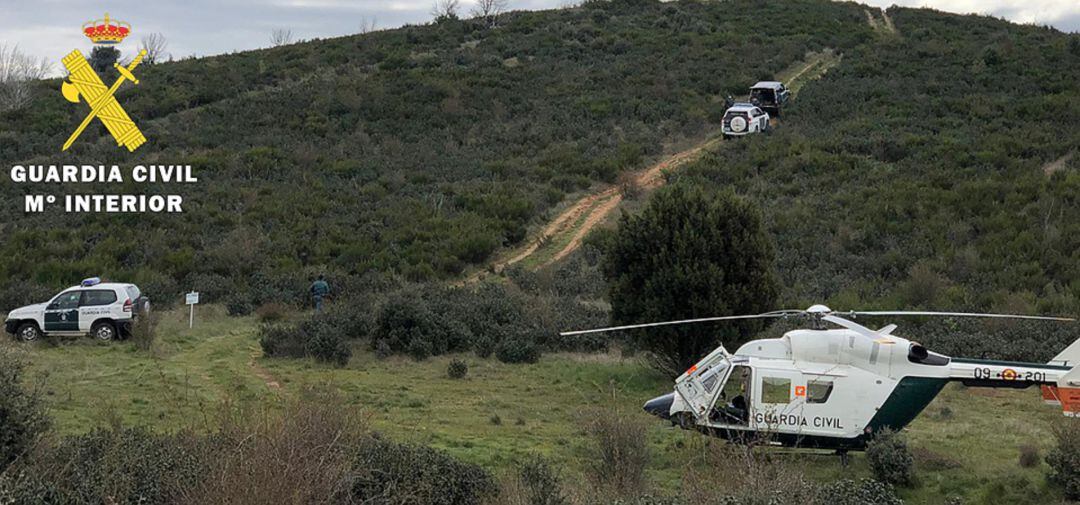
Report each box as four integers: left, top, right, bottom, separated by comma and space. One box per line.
310, 274, 330, 314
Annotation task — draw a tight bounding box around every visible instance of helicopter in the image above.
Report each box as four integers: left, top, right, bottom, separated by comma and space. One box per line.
562, 305, 1078, 453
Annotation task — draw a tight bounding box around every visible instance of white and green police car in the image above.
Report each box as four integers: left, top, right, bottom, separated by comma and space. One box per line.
4, 278, 148, 342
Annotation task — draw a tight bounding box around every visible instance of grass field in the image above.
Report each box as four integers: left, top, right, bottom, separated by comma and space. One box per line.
9, 305, 1070, 503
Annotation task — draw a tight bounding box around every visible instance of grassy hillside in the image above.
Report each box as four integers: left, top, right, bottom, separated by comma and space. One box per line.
682, 8, 1080, 314
0, 0, 873, 307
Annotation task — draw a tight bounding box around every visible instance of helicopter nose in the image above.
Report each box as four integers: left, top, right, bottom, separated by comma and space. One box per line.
643, 392, 675, 420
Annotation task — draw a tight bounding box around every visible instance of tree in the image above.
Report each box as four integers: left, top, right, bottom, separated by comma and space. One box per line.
139, 32, 169, 64
471, 0, 508, 28
431, 0, 461, 22
0, 43, 52, 111
602, 184, 779, 376
270, 28, 293, 47
89, 46, 119, 74
359, 16, 378, 34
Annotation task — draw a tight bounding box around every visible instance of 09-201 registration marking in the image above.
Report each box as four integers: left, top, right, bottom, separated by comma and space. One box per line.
972, 367, 1046, 382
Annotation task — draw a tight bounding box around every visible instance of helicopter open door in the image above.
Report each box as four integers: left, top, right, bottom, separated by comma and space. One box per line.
674, 347, 731, 421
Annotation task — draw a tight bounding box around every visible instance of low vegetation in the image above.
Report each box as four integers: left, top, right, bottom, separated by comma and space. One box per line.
257, 271, 606, 363
0, 346, 49, 473
0, 388, 498, 504
1046, 419, 1080, 499
866, 428, 916, 487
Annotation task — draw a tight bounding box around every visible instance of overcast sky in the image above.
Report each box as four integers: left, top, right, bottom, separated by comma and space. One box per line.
2, 0, 1077, 75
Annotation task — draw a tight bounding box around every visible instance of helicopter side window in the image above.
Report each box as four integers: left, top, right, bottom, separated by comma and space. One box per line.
761, 377, 791, 404
806, 380, 834, 404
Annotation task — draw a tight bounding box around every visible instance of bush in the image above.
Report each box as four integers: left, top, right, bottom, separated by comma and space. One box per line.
1018, 443, 1040, 468
258, 323, 306, 359
448, 358, 469, 379
187, 388, 364, 503
584, 403, 649, 496
0, 347, 50, 473
1047, 419, 1080, 499
816, 479, 903, 505
259, 308, 357, 366
495, 335, 541, 364
351, 439, 497, 504
305, 327, 352, 367
256, 302, 289, 322
866, 428, 915, 487
129, 312, 159, 352
0, 427, 205, 504
516, 456, 567, 505
225, 295, 254, 316
1, 387, 496, 504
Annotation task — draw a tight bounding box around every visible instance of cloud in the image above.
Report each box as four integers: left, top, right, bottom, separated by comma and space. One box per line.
862, 0, 1079, 31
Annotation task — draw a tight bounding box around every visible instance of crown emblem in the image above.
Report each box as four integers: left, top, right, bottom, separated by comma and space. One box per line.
82, 13, 131, 45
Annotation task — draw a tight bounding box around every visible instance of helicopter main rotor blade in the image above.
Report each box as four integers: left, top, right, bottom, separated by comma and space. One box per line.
559, 311, 798, 336
847, 311, 1076, 322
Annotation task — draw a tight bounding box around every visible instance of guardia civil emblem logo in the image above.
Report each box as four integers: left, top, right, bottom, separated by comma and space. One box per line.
60, 13, 147, 152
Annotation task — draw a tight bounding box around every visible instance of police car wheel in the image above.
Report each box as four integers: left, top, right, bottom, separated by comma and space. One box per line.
17, 323, 42, 342
92, 322, 116, 341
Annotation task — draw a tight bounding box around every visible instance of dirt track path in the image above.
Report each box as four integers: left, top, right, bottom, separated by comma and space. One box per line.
866, 9, 899, 36
466, 51, 841, 281
249, 348, 282, 389
1043, 150, 1075, 177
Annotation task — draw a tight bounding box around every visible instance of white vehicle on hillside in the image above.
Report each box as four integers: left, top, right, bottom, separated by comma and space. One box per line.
722, 103, 771, 137
4, 278, 149, 342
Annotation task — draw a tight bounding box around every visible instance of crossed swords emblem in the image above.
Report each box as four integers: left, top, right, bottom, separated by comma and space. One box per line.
60, 48, 147, 152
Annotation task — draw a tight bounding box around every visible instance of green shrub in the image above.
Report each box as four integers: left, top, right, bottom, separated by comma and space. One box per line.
866, 428, 915, 487
0, 347, 49, 473
495, 336, 541, 364
1047, 419, 1080, 499
1018, 443, 1040, 468
816, 479, 903, 505
448, 358, 469, 379
225, 295, 254, 316
517, 456, 567, 505
258, 323, 306, 359
584, 404, 649, 496
256, 302, 289, 322
0, 427, 205, 504
350, 439, 497, 504
129, 312, 159, 352
298, 317, 352, 366
474, 333, 497, 358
